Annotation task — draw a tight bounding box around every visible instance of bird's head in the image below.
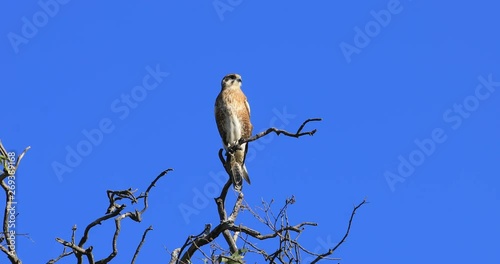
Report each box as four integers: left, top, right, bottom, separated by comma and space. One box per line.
221, 73, 242, 89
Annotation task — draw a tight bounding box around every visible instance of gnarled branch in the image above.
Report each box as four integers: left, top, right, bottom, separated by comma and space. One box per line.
174, 118, 328, 263
48, 169, 171, 264
227, 117, 322, 154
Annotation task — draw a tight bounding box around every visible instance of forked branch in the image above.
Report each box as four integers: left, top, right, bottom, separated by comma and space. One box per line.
227, 118, 322, 154
173, 118, 329, 263
48, 169, 171, 264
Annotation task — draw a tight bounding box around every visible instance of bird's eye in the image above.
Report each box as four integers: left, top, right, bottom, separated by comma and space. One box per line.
223, 74, 240, 84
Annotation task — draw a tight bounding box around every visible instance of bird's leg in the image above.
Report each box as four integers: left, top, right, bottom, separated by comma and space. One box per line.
227, 139, 244, 154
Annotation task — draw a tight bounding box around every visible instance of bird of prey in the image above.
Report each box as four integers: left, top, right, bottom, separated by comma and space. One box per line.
215, 73, 253, 190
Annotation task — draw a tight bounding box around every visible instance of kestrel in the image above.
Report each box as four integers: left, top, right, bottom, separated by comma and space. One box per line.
215, 73, 253, 190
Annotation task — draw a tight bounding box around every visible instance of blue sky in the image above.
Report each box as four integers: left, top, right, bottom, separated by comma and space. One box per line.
1, 0, 499, 263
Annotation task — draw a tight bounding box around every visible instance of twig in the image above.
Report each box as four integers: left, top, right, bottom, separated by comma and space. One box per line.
47, 226, 78, 264
131, 226, 153, 264
311, 199, 367, 264
227, 118, 322, 154
47, 249, 73, 264
0, 141, 30, 178
138, 169, 173, 215
239, 235, 270, 260
77, 204, 126, 248
229, 222, 317, 240
176, 224, 213, 264
218, 118, 321, 190
55, 238, 88, 255
178, 221, 232, 263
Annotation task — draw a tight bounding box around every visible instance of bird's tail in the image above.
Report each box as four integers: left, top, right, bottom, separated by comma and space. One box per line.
241, 164, 250, 184
230, 148, 251, 190
230, 163, 250, 191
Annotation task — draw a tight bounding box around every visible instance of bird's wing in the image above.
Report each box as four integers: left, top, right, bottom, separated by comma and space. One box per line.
215, 95, 228, 147
241, 95, 252, 164
243, 96, 253, 137
245, 98, 251, 117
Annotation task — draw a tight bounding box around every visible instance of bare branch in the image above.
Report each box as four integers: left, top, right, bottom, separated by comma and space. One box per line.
131, 226, 153, 264
178, 221, 232, 263
0, 180, 20, 263
222, 230, 238, 255
239, 235, 270, 260
178, 211, 317, 263
217, 118, 321, 191
55, 237, 88, 255
168, 248, 181, 264
311, 199, 367, 264
230, 222, 317, 240
47, 226, 78, 264
227, 118, 322, 154
138, 169, 173, 215
49, 169, 171, 263
0, 141, 30, 178
47, 249, 73, 264
178, 118, 324, 263
77, 204, 126, 248
228, 192, 244, 222
94, 213, 127, 264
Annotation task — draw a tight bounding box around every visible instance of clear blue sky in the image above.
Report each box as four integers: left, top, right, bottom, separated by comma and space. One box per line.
2, 0, 499, 263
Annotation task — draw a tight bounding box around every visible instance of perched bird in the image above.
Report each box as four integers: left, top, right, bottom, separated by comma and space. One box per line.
215, 73, 253, 190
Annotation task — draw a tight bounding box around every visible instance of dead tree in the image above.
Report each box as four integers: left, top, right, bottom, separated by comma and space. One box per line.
47, 169, 171, 264
168, 118, 367, 264
0, 140, 171, 264
0, 117, 366, 264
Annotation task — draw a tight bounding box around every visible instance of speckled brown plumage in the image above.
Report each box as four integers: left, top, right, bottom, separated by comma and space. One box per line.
215, 73, 253, 189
